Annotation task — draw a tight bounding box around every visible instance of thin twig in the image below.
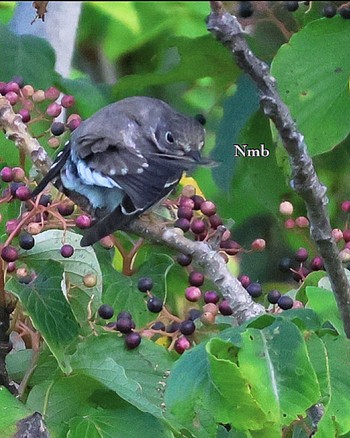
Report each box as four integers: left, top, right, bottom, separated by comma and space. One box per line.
207, 1, 350, 337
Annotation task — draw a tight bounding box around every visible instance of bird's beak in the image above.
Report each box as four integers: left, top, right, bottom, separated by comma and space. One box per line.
188, 150, 201, 162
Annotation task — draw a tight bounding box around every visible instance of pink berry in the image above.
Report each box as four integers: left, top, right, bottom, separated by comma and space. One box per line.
21, 85, 34, 98
60, 244, 74, 258
12, 167, 25, 182
32, 90, 46, 102
310, 256, 324, 271
343, 230, 350, 242
251, 238, 266, 251
1, 167, 14, 182
46, 102, 62, 118
341, 201, 350, 213
61, 95, 75, 108
45, 87, 60, 100
5, 91, 18, 105
21, 99, 35, 111
6, 219, 20, 236
200, 200, 216, 216
179, 196, 195, 209
279, 201, 294, 216
75, 215, 92, 229
5, 82, 20, 94
284, 218, 295, 229
1, 246, 19, 262
295, 247, 308, 263
174, 336, 191, 354
185, 286, 202, 302
18, 109, 31, 123
67, 118, 81, 131
238, 274, 251, 288
295, 216, 309, 228
332, 228, 343, 242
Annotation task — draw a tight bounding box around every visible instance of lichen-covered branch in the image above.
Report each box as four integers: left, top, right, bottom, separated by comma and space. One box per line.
207, 1, 350, 337
0, 95, 265, 324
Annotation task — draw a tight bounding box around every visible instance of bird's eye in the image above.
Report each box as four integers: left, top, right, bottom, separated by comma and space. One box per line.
165, 132, 174, 143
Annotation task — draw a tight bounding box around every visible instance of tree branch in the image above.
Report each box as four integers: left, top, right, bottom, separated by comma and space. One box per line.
0, 96, 265, 324
207, 1, 350, 337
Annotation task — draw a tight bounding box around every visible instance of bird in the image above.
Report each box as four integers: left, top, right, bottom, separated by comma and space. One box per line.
31, 96, 211, 247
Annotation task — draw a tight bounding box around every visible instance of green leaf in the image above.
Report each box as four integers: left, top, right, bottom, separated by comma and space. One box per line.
20, 230, 103, 324
6, 260, 79, 372
0, 386, 31, 437
0, 24, 60, 88
165, 317, 320, 435
67, 406, 173, 438
70, 333, 175, 419
271, 17, 350, 156
295, 271, 327, 303
5, 349, 32, 382
305, 286, 344, 336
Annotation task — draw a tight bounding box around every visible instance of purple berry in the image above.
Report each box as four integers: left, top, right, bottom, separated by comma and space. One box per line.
310, 256, 324, 271
295, 248, 308, 263
57, 203, 75, 216
38, 194, 52, 206
137, 277, 153, 292
5, 81, 20, 94
1, 246, 19, 262
185, 286, 202, 302
200, 201, 216, 217
174, 336, 191, 354
246, 282, 262, 298
179, 319, 196, 336
152, 321, 165, 331
176, 253, 192, 266
190, 219, 206, 235
98, 304, 115, 319
267, 290, 281, 305
45, 87, 61, 100
125, 332, 141, 349
191, 195, 204, 210
60, 244, 74, 258
218, 300, 233, 315
174, 218, 190, 232
187, 308, 202, 320
177, 207, 193, 220
179, 197, 195, 209
220, 240, 241, 255
18, 109, 31, 123
116, 317, 134, 333
277, 295, 294, 310
46, 102, 62, 118
75, 215, 92, 229
5, 91, 19, 105
1, 167, 13, 182
67, 118, 81, 131
19, 232, 35, 250
7, 262, 16, 273
166, 322, 180, 333
209, 214, 223, 229
117, 311, 132, 320
15, 185, 31, 201
61, 95, 75, 108
11, 76, 24, 88
188, 271, 204, 287
203, 290, 219, 304
147, 296, 163, 313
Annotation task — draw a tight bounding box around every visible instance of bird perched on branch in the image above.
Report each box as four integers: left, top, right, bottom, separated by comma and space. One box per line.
31, 96, 211, 246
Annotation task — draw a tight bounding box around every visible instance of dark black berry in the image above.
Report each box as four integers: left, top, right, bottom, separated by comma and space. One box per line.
284, 1, 299, 12
152, 321, 165, 331
10, 182, 25, 197
246, 282, 262, 298
50, 122, 65, 136
98, 304, 114, 319
179, 319, 196, 336
176, 253, 192, 266
218, 300, 233, 315
278, 257, 293, 273
137, 277, 153, 292
116, 317, 134, 333
322, 3, 337, 18
277, 295, 294, 310
117, 311, 132, 320
58, 203, 75, 216
19, 232, 35, 250
147, 296, 163, 313
39, 194, 52, 207
339, 5, 350, 19
18, 275, 32, 284
166, 321, 180, 333
238, 1, 254, 17
267, 290, 281, 305
188, 308, 202, 320
188, 271, 204, 287
125, 332, 141, 349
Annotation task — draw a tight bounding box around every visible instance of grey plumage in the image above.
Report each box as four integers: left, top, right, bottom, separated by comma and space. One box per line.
32, 96, 209, 246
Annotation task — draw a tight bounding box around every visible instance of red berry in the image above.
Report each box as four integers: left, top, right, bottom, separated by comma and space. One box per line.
174, 336, 191, 354
343, 230, 350, 242
46, 102, 62, 118
200, 200, 216, 216
341, 201, 350, 213
75, 215, 92, 229
61, 95, 75, 108
60, 244, 74, 258
1, 246, 19, 262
